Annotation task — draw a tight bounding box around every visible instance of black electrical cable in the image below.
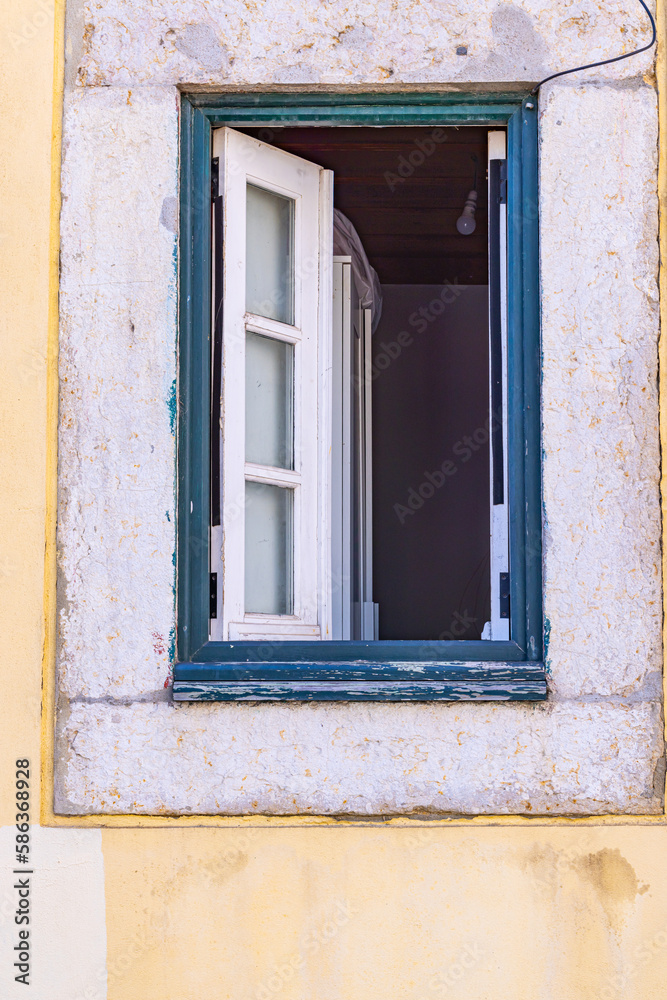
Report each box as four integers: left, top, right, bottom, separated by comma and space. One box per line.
530, 0, 656, 95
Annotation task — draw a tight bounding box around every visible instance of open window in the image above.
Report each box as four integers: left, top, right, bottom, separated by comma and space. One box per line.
210, 125, 510, 644
209, 129, 330, 641
175, 94, 544, 701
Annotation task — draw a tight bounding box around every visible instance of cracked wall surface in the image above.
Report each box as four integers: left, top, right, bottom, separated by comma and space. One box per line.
55, 0, 663, 814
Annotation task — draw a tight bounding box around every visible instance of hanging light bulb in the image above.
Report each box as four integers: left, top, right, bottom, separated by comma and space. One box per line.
456, 154, 478, 235
456, 190, 478, 235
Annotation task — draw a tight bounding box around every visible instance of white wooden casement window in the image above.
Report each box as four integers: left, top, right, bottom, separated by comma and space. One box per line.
331, 259, 377, 640
210, 126, 510, 644
210, 128, 333, 641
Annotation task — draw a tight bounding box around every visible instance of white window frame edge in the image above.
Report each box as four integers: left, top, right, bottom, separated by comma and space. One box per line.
486, 130, 510, 641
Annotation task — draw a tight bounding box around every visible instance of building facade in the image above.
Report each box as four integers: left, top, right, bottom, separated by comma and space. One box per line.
2, 0, 667, 996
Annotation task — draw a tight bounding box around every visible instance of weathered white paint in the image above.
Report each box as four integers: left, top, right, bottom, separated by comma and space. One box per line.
540, 83, 662, 702
71, 0, 654, 87
57, 85, 179, 704
57, 700, 662, 815
0, 827, 106, 998
55, 0, 663, 814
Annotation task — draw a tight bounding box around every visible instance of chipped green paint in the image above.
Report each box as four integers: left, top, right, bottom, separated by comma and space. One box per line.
167, 378, 177, 435
173, 677, 548, 701
543, 616, 552, 673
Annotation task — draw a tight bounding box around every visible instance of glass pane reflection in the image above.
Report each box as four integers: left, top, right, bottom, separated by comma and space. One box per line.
245, 481, 293, 615
246, 184, 294, 325
245, 332, 293, 469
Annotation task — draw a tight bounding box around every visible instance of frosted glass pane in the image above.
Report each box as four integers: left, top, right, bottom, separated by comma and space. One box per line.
245, 332, 293, 469
245, 482, 293, 614
246, 184, 294, 324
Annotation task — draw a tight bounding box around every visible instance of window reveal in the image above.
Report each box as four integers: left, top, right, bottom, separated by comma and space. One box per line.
209, 125, 510, 643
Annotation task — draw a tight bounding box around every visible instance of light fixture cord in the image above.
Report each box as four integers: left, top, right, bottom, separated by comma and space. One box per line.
530, 0, 656, 95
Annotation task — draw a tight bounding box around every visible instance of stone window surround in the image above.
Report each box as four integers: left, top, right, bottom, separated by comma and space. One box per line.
54, 3, 662, 816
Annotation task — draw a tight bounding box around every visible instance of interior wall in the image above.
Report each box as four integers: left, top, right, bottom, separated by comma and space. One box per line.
372, 284, 490, 640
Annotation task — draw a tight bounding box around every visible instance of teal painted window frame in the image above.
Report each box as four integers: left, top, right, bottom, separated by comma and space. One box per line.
174, 91, 546, 702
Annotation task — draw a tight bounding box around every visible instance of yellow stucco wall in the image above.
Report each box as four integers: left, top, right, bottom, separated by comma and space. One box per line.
2, 0, 667, 996
101, 824, 667, 1000
0, 0, 61, 827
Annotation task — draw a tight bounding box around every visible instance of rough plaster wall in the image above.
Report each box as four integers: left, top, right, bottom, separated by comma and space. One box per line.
540, 83, 662, 703
56, 0, 663, 814
58, 84, 178, 705
73, 0, 650, 88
